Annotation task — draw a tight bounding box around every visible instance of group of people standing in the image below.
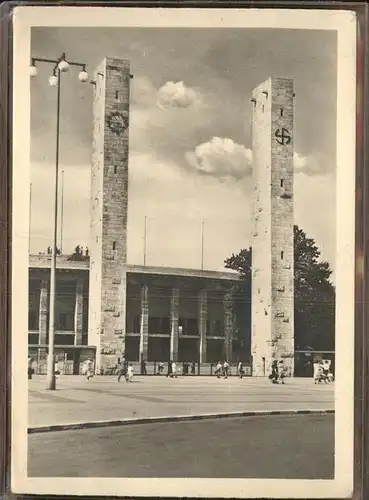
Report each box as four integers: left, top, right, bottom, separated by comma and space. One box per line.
215, 360, 229, 378
165, 360, 178, 378
214, 361, 246, 379
269, 360, 286, 384
313, 359, 334, 384
117, 357, 134, 383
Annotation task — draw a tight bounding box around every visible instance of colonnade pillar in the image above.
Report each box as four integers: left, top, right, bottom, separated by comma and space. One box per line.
170, 288, 179, 362
198, 289, 207, 363
139, 284, 149, 362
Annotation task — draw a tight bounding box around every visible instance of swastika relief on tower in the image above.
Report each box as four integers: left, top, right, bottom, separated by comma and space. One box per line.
274, 128, 291, 145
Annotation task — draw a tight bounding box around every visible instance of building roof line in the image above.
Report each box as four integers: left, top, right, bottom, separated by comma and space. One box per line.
28, 255, 240, 280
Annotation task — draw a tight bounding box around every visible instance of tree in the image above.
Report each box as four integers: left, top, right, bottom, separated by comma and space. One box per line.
224, 225, 335, 355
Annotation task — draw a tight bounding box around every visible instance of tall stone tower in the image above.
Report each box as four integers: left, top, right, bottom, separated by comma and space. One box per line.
251, 77, 295, 377
89, 57, 131, 373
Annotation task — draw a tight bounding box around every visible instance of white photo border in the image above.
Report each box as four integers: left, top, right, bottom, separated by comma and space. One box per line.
11, 6, 357, 498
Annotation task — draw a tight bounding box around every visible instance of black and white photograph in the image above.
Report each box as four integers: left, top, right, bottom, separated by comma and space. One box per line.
11, 6, 356, 498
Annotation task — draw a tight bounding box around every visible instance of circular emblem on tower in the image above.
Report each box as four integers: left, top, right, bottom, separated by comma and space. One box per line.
106, 110, 129, 136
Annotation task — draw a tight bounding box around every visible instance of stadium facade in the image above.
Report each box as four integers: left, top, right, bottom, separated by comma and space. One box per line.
28, 254, 246, 374
28, 57, 334, 377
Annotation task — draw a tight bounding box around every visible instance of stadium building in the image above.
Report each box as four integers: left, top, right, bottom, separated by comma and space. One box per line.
28, 58, 334, 377
28, 253, 248, 374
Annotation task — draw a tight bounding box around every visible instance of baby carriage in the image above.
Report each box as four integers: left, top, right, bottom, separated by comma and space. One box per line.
314, 365, 334, 384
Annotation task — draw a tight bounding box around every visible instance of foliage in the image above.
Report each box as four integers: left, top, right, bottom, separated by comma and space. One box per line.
224, 225, 335, 354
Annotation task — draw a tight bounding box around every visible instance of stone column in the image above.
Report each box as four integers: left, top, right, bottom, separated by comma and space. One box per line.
74, 278, 84, 346
170, 288, 179, 362
139, 284, 149, 362
198, 289, 207, 363
39, 279, 48, 345
223, 289, 234, 363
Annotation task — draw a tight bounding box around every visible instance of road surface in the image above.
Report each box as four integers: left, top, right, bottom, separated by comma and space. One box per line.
28, 413, 334, 478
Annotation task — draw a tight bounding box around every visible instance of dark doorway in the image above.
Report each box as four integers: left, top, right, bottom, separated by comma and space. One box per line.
207, 339, 225, 363
178, 338, 198, 362
73, 350, 81, 375
148, 337, 170, 362
125, 336, 140, 361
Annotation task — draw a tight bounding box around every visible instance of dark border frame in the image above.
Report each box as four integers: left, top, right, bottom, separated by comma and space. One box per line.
0, 1, 367, 499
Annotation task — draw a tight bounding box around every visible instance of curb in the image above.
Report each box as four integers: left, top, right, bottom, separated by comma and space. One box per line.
28, 409, 334, 434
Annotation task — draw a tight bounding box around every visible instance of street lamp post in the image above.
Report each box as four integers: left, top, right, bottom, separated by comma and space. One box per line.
60, 169, 65, 254
30, 53, 89, 390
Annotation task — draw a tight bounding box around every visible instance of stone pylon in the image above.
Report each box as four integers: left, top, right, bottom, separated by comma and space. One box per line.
250, 78, 295, 377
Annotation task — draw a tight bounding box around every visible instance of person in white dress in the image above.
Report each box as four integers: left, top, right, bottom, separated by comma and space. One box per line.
126, 364, 134, 383
237, 361, 244, 379
82, 358, 94, 380
313, 360, 322, 384
215, 361, 222, 378
223, 360, 229, 379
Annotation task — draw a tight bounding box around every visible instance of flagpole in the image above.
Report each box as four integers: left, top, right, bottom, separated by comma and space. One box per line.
143, 216, 147, 266
60, 169, 64, 254
29, 183, 32, 253
201, 221, 204, 270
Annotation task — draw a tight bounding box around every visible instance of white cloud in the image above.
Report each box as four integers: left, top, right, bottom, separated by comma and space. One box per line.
185, 137, 253, 180
156, 81, 200, 109
186, 138, 325, 180
294, 152, 322, 175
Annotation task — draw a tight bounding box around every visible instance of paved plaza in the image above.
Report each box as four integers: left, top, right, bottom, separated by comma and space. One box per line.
28, 375, 334, 428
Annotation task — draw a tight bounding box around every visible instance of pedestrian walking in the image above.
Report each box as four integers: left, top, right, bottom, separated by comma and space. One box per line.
191, 361, 196, 376
223, 360, 229, 379
313, 360, 322, 384
141, 359, 147, 375
237, 361, 244, 379
28, 356, 34, 380
126, 364, 134, 383
55, 360, 61, 379
166, 360, 172, 378
277, 360, 285, 384
171, 361, 177, 378
158, 362, 164, 375
215, 361, 222, 378
117, 357, 127, 382
82, 358, 94, 380
269, 360, 279, 383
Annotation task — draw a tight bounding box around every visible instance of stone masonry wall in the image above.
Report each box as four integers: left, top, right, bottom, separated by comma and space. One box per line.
251, 79, 273, 376
251, 77, 295, 376
88, 59, 105, 367
270, 78, 294, 375
90, 57, 131, 373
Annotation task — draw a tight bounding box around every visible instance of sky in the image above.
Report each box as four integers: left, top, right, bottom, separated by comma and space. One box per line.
30, 27, 337, 275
